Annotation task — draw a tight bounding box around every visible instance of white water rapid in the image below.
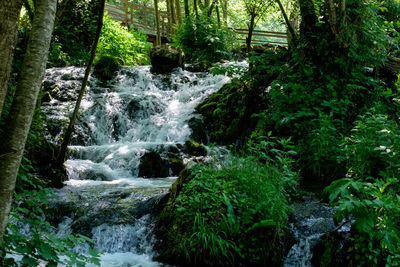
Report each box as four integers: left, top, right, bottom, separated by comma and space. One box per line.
40, 64, 238, 266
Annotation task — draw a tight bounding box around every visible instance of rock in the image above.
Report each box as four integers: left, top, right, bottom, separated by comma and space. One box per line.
184, 140, 207, 157
93, 56, 122, 82
186, 60, 212, 72
168, 157, 185, 176
150, 45, 184, 74
138, 151, 170, 178
188, 116, 208, 144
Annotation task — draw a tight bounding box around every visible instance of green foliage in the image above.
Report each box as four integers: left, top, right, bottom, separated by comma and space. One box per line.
343, 111, 400, 179
326, 177, 400, 265
93, 55, 122, 82
0, 160, 100, 266
96, 15, 151, 66
158, 139, 298, 266
174, 16, 237, 63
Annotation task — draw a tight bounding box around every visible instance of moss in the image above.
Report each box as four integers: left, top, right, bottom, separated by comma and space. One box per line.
196, 79, 266, 145
93, 55, 121, 82
138, 151, 169, 178
168, 157, 185, 176
184, 140, 207, 156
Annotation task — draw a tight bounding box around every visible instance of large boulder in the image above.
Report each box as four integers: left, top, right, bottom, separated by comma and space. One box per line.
150, 45, 184, 74
138, 151, 169, 178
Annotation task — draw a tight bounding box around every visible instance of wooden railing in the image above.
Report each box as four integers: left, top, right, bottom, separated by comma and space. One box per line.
233, 29, 288, 46
105, 0, 288, 46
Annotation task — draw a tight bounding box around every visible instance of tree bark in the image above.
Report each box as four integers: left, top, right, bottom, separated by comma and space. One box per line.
246, 14, 256, 52
194, 0, 199, 17
0, 0, 23, 117
184, 0, 190, 18
276, 0, 296, 38
57, 0, 105, 166
298, 0, 317, 38
0, 0, 57, 246
175, 0, 182, 25
154, 0, 161, 45
222, 0, 227, 25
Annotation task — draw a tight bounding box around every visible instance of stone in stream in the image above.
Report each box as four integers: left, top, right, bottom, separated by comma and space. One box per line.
138, 151, 170, 178
149, 45, 184, 74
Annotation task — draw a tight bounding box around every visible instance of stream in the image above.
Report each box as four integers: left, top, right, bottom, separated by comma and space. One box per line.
41, 65, 232, 266
36, 63, 348, 266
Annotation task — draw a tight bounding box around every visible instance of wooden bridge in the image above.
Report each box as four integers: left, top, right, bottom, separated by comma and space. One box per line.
105, 0, 288, 46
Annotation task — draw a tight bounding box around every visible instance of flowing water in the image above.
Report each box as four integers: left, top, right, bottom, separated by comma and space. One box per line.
283, 193, 350, 266
40, 65, 236, 266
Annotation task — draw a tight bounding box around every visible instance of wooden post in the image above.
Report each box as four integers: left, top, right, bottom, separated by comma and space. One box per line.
123, 0, 128, 26
154, 0, 161, 46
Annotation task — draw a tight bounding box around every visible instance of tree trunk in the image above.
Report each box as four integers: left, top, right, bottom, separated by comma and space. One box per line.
175, 0, 182, 25
222, 0, 227, 25
23, 0, 35, 23
57, 0, 105, 167
154, 0, 161, 45
170, 0, 177, 24
0, 0, 57, 246
0, 0, 23, 117
184, 0, 189, 18
298, 0, 317, 39
246, 14, 256, 52
276, 0, 296, 38
216, 3, 221, 24
194, 0, 198, 17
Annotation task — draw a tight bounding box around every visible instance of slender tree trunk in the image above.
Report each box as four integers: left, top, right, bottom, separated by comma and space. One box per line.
216, 3, 221, 24
167, 0, 174, 33
208, 0, 216, 17
246, 14, 256, 52
57, 0, 105, 166
222, 0, 227, 25
194, 0, 198, 17
23, 0, 35, 23
170, 0, 177, 24
154, 0, 161, 45
175, 0, 182, 25
54, 0, 74, 27
0, 0, 23, 117
184, 0, 189, 18
0, 0, 57, 246
276, 0, 296, 38
298, 0, 317, 39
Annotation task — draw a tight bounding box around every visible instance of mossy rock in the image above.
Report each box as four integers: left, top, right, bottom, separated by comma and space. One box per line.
184, 140, 207, 157
138, 151, 169, 178
196, 78, 266, 145
168, 157, 185, 176
93, 56, 122, 82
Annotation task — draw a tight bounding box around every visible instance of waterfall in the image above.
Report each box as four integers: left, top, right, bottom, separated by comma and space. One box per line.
41, 64, 239, 266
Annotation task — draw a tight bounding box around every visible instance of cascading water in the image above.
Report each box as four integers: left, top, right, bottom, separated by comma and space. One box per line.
41, 64, 239, 266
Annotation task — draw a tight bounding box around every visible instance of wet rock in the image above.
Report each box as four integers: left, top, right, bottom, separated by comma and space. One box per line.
168, 157, 185, 176
138, 151, 169, 178
126, 99, 141, 119
184, 140, 207, 157
188, 116, 208, 144
150, 45, 184, 74
311, 231, 351, 266
186, 60, 212, 72
93, 56, 122, 82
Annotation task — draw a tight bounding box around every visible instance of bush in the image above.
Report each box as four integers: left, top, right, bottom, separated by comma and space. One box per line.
326, 177, 400, 266
156, 139, 298, 266
174, 16, 237, 63
96, 15, 151, 65
93, 55, 122, 82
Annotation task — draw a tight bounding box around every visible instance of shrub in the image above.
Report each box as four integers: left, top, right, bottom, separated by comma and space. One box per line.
96, 15, 151, 66
156, 139, 298, 266
93, 55, 122, 82
174, 16, 237, 63
326, 177, 400, 266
